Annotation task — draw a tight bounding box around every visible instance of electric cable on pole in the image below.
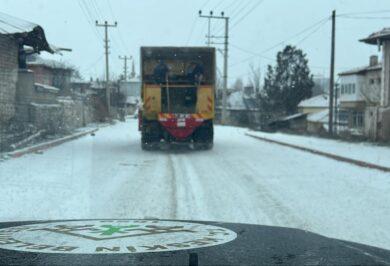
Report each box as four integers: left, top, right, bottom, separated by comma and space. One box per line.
119, 55, 132, 81
96, 20, 117, 117
199, 10, 229, 124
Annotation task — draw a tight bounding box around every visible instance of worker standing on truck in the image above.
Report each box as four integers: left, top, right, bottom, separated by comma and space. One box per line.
186, 62, 204, 84
153, 60, 169, 84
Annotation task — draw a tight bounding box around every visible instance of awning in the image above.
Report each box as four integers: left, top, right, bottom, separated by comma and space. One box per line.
0, 11, 71, 54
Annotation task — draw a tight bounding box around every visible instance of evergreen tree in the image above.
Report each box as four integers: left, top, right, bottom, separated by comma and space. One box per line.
261, 45, 314, 114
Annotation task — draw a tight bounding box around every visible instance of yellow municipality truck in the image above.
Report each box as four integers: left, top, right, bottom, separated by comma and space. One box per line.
139, 47, 215, 150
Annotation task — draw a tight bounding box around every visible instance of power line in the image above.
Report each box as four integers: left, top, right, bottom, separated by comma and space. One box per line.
105, 0, 129, 53
230, 43, 274, 61
230, 0, 265, 30
337, 15, 390, 20
230, 16, 330, 67
90, 0, 104, 20
77, 0, 102, 40
211, 0, 224, 10
200, 0, 212, 10
185, 16, 198, 45
221, 0, 241, 13
214, 0, 253, 34
295, 19, 329, 46
229, 0, 252, 19
80, 54, 104, 72
337, 9, 390, 16
89, 0, 125, 55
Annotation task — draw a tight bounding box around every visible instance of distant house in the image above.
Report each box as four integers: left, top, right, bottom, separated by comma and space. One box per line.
0, 12, 58, 125
298, 94, 329, 114
119, 77, 141, 115
119, 77, 141, 98
27, 54, 73, 95
71, 78, 92, 95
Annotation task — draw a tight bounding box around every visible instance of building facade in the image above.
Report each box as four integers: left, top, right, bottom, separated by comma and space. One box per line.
0, 34, 18, 124
338, 56, 381, 135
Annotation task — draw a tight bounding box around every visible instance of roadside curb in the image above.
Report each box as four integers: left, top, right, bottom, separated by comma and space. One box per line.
6, 128, 99, 159
245, 132, 390, 173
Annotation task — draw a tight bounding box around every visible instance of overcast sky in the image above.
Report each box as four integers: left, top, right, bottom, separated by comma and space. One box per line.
2, 0, 390, 85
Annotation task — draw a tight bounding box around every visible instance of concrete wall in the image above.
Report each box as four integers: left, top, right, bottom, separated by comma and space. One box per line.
215, 107, 268, 128
364, 106, 378, 140
28, 65, 53, 86
298, 107, 327, 114
362, 70, 381, 104
0, 34, 18, 124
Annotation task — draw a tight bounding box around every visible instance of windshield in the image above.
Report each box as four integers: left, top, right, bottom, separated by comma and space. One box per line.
1, 0, 390, 258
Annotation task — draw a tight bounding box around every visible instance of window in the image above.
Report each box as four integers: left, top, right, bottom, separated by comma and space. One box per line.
338, 110, 349, 123
377, 78, 381, 84
352, 84, 356, 94
352, 111, 364, 128
370, 79, 375, 84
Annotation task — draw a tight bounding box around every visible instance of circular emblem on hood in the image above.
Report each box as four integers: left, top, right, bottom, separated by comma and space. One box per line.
0, 220, 237, 254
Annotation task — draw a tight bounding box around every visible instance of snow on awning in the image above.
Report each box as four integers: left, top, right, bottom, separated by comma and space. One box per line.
34, 83, 60, 94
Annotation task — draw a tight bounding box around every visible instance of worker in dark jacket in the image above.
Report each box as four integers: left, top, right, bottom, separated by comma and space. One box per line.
153, 60, 169, 84
186, 62, 204, 84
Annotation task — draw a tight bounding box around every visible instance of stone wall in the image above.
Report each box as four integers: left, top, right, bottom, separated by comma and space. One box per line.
0, 34, 18, 124
29, 96, 97, 135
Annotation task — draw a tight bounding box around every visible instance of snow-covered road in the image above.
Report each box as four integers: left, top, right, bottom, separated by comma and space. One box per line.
1, 119, 390, 250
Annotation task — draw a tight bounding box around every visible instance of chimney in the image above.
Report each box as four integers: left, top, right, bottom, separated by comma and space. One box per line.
369, 55, 378, 66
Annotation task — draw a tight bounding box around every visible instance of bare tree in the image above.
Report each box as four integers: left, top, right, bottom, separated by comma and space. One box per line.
248, 63, 261, 94
233, 78, 244, 92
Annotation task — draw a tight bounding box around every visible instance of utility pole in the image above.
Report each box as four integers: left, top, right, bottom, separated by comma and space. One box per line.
119, 55, 132, 81
96, 20, 117, 116
328, 10, 336, 135
199, 10, 229, 124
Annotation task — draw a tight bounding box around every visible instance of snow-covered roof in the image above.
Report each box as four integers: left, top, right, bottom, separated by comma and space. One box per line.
307, 109, 328, 123
227, 91, 246, 110
360, 27, 390, 45
30, 102, 61, 108
125, 96, 140, 104
129, 77, 141, 82
0, 11, 59, 54
71, 77, 89, 83
338, 64, 381, 76
298, 94, 329, 108
0, 11, 36, 34
27, 54, 72, 70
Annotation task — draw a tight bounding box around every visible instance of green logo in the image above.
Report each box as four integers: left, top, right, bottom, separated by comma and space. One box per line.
92, 225, 139, 236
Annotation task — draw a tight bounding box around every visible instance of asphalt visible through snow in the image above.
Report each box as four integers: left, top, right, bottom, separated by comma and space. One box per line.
1, 119, 390, 251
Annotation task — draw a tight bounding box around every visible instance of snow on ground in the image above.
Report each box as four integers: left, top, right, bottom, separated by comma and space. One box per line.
1, 119, 390, 251
247, 130, 390, 168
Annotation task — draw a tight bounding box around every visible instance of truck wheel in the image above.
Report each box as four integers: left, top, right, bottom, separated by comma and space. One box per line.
193, 121, 213, 150
141, 121, 161, 150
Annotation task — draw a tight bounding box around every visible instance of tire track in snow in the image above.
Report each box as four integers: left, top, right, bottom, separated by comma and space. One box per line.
167, 154, 178, 219
213, 146, 310, 230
